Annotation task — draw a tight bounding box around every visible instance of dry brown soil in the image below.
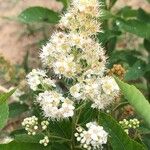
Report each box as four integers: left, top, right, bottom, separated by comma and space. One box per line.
0, 0, 149, 65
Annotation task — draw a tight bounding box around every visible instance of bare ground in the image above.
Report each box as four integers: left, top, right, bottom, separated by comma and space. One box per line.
0, 0, 149, 65
0, 0, 63, 65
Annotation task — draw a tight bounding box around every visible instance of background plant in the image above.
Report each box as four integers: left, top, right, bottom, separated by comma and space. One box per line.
0, 0, 150, 149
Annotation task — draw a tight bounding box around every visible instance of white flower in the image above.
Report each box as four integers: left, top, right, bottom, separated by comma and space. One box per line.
53, 55, 77, 78
40, 42, 51, 65
59, 98, 75, 117
42, 78, 56, 88
75, 122, 108, 149
22, 116, 39, 135
70, 76, 120, 109
36, 91, 74, 119
70, 83, 83, 100
59, 0, 101, 36
101, 76, 119, 95
39, 136, 49, 147
41, 120, 49, 130
26, 69, 47, 91
72, 0, 100, 17
27, 0, 118, 116
91, 95, 113, 109
26, 69, 56, 91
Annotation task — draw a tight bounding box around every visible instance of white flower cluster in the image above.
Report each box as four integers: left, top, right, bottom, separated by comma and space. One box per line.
41, 120, 49, 130
22, 117, 51, 146
22, 116, 38, 135
39, 136, 49, 147
119, 118, 140, 134
40, 32, 106, 78
26, 0, 120, 118
26, 69, 56, 91
75, 122, 108, 150
59, 0, 100, 36
70, 76, 119, 109
40, 0, 106, 79
37, 91, 75, 119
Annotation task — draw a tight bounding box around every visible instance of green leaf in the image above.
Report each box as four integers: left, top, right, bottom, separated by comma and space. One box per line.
0, 141, 69, 150
9, 102, 28, 118
144, 39, 150, 52
0, 102, 9, 130
14, 133, 70, 144
0, 88, 16, 104
0, 137, 70, 149
51, 143, 70, 149
115, 78, 150, 128
125, 60, 146, 81
99, 111, 146, 150
105, 36, 117, 54
142, 134, 150, 150
118, 6, 138, 19
100, 9, 115, 20
18, 7, 60, 24
0, 141, 50, 150
78, 102, 98, 125
116, 19, 150, 38
48, 119, 72, 139
14, 134, 43, 143
97, 30, 121, 46
137, 9, 150, 23
10, 129, 26, 137
109, 50, 140, 66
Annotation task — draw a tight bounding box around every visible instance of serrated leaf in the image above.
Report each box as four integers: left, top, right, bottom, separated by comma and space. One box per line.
18, 7, 60, 24
78, 102, 98, 125
99, 111, 146, 150
0, 140, 69, 149
116, 19, 150, 38
137, 8, 150, 23
0, 102, 9, 130
0, 141, 50, 150
14, 133, 71, 145
14, 134, 43, 143
48, 119, 72, 139
125, 60, 146, 81
115, 78, 150, 128
0, 88, 16, 104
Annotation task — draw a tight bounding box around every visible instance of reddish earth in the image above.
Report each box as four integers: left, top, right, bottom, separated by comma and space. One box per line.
0, 0, 63, 65
0, 0, 149, 65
